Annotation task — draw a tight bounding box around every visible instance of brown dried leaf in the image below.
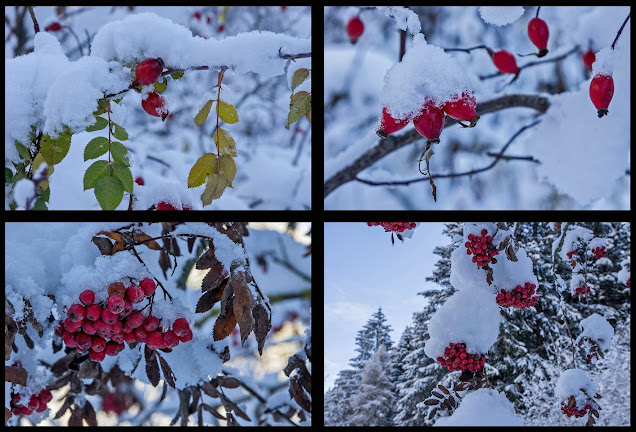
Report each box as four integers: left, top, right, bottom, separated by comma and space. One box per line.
432, 391, 444, 398
424, 398, 440, 405
220, 346, 230, 363
289, 379, 311, 412
213, 310, 237, 341
220, 280, 234, 315
159, 249, 171, 278
198, 404, 203, 426
196, 247, 220, 270
201, 382, 219, 398
201, 403, 226, 420
591, 409, 599, 418
92, 236, 113, 255
217, 376, 240, 389
70, 373, 82, 393
187, 236, 196, 253
233, 295, 253, 345
83, 401, 98, 426
449, 395, 456, 407
54, 397, 72, 419
68, 406, 83, 426
4, 365, 27, 385
134, 232, 161, 250
157, 352, 176, 388
49, 372, 72, 390
179, 389, 190, 426
438, 384, 450, 395
252, 304, 271, 356
234, 404, 251, 421
498, 236, 510, 251
201, 262, 229, 292
486, 268, 494, 286
78, 359, 99, 379
567, 396, 575, 408
505, 245, 518, 262
196, 283, 225, 313
145, 346, 160, 387
226, 412, 238, 426
428, 408, 438, 420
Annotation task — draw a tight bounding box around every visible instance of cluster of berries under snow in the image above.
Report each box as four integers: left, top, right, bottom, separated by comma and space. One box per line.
496, 282, 539, 308
465, 229, 499, 268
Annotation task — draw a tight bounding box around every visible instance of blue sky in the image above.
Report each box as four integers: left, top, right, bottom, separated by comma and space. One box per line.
324, 222, 446, 392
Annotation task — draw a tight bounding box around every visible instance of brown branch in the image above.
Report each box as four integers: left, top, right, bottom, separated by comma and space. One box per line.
324, 94, 549, 197
26, 6, 39, 33
480, 46, 579, 80
611, 13, 630, 50
399, 29, 406, 61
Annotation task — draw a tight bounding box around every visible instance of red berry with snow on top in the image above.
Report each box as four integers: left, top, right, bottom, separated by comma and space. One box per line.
443, 92, 479, 126
589, 74, 614, 118
413, 101, 445, 142
135, 58, 164, 85
376, 107, 410, 138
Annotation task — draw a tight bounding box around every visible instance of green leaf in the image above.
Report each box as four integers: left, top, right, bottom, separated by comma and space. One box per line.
85, 116, 108, 132
218, 101, 239, 124
286, 91, 311, 130
15, 141, 32, 161
291, 68, 310, 92
94, 98, 109, 115
83, 160, 110, 191
40, 132, 72, 166
213, 128, 237, 157
112, 161, 133, 193
110, 141, 129, 165
5, 168, 13, 184
33, 198, 48, 210
170, 71, 184, 80
94, 175, 124, 210
111, 123, 128, 141
218, 155, 237, 187
40, 186, 51, 202
9, 201, 18, 210
154, 77, 168, 94
84, 137, 110, 161
188, 153, 218, 188
201, 173, 228, 206
195, 100, 214, 126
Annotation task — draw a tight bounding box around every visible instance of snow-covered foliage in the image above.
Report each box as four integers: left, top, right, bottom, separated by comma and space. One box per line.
349, 345, 394, 426
575, 313, 614, 352
555, 369, 597, 409
478, 7, 525, 26
434, 388, 524, 426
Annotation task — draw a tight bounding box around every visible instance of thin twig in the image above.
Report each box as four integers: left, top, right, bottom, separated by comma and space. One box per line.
611, 13, 630, 50
480, 46, 579, 80
26, 6, 39, 33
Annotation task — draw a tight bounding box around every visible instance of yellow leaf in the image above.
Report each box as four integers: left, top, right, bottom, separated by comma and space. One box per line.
188, 153, 218, 188
218, 155, 237, 187
286, 91, 311, 130
218, 101, 239, 124
201, 173, 228, 206
194, 100, 214, 126
213, 128, 237, 157
291, 68, 310, 91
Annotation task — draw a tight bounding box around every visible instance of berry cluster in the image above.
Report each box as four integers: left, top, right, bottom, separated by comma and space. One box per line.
591, 246, 607, 260
561, 402, 592, 418
10, 389, 52, 415
567, 249, 578, 260
59, 279, 192, 362
465, 229, 499, 268
367, 222, 416, 233
436, 342, 486, 372
134, 58, 170, 120
573, 284, 591, 297
584, 339, 600, 362
496, 282, 539, 308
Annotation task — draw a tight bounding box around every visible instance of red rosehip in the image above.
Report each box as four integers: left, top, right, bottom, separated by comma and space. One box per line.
589, 74, 614, 118
86, 304, 102, 321
528, 17, 549, 55
68, 304, 86, 322
376, 107, 409, 138
142, 92, 168, 119
89, 349, 106, 362
135, 58, 163, 85
101, 308, 118, 325
443, 92, 478, 125
346, 16, 364, 43
492, 50, 520, 74
134, 176, 145, 186
111, 332, 125, 343
110, 319, 123, 334
144, 316, 160, 332
582, 50, 595, 72
126, 285, 145, 304
146, 331, 163, 350
172, 318, 190, 337
63, 331, 77, 348
76, 332, 93, 350
178, 329, 193, 342
108, 295, 125, 314
413, 101, 445, 142
127, 312, 145, 329
45, 22, 62, 32
79, 290, 95, 305
140, 278, 157, 296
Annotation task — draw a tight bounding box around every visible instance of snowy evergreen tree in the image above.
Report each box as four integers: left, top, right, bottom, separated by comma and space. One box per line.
392, 325, 414, 383
349, 345, 395, 426
349, 307, 394, 370
324, 369, 358, 426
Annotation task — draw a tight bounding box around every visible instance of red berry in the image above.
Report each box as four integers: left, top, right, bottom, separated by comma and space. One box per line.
346, 16, 364, 43
156, 201, 176, 210
142, 92, 168, 119
63, 331, 77, 347
27, 395, 40, 411
144, 316, 160, 332
45, 22, 62, 32
443, 92, 478, 124
79, 290, 95, 305
92, 336, 106, 352
178, 329, 193, 342
105, 342, 123, 356
101, 308, 118, 325
127, 312, 145, 329
82, 320, 96, 335
589, 74, 614, 118
492, 50, 520, 74
120, 299, 133, 317
528, 17, 549, 54
206, 16, 211, 24
108, 295, 125, 314
124, 332, 137, 343
217, 24, 225, 32
134, 176, 145, 186
68, 304, 86, 322
125, 285, 144, 304
582, 50, 595, 72
89, 349, 106, 362
94, 320, 112, 336
193, 11, 201, 20
376, 107, 409, 138
146, 331, 163, 350
135, 58, 163, 85
38, 389, 52, 404
413, 101, 445, 141
140, 278, 157, 296
173, 318, 190, 337
111, 319, 123, 334
64, 317, 82, 332
76, 332, 93, 350
86, 304, 102, 321
135, 327, 149, 342
111, 332, 125, 343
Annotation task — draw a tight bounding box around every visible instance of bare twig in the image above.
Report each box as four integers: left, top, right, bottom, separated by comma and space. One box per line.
480, 46, 579, 80
611, 13, 630, 49
26, 6, 39, 33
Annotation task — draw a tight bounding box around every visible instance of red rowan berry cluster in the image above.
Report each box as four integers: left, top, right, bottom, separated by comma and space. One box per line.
367, 222, 417, 233
496, 282, 539, 308
561, 402, 592, 418
591, 246, 607, 260
10, 389, 52, 415
567, 249, 578, 260
436, 342, 486, 372
465, 229, 499, 268
573, 284, 591, 297
583, 338, 601, 362
60, 279, 192, 362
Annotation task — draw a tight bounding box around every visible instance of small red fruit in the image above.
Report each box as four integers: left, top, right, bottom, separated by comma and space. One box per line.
89, 349, 106, 362
27, 395, 41, 411
127, 312, 145, 329
163, 330, 179, 348
346, 16, 364, 43
173, 318, 190, 337
94, 320, 112, 336
63, 331, 77, 348
92, 336, 106, 352
589, 74, 614, 118
64, 317, 82, 332
528, 17, 549, 56
206, 16, 212, 24
135, 327, 149, 342
140, 278, 157, 296
124, 332, 137, 343
38, 389, 52, 404
79, 290, 95, 305
156, 201, 176, 210
582, 50, 595, 72
492, 50, 521, 74
45, 22, 62, 32
110, 319, 123, 335
147, 331, 163, 349
108, 295, 125, 314
76, 332, 93, 350
111, 332, 125, 343
178, 329, 193, 342
376, 107, 409, 138
135, 58, 163, 85
68, 304, 86, 322
120, 299, 133, 317
126, 285, 145, 304
105, 342, 123, 356
142, 92, 168, 119
193, 11, 201, 20
86, 304, 102, 321
413, 101, 445, 142
134, 176, 145, 186
144, 316, 160, 332
82, 320, 96, 335
443, 92, 479, 126
101, 308, 118, 325
217, 24, 225, 32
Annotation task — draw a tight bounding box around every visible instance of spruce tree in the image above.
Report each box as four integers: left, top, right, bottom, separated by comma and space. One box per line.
349, 345, 395, 426
349, 307, 394, 370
